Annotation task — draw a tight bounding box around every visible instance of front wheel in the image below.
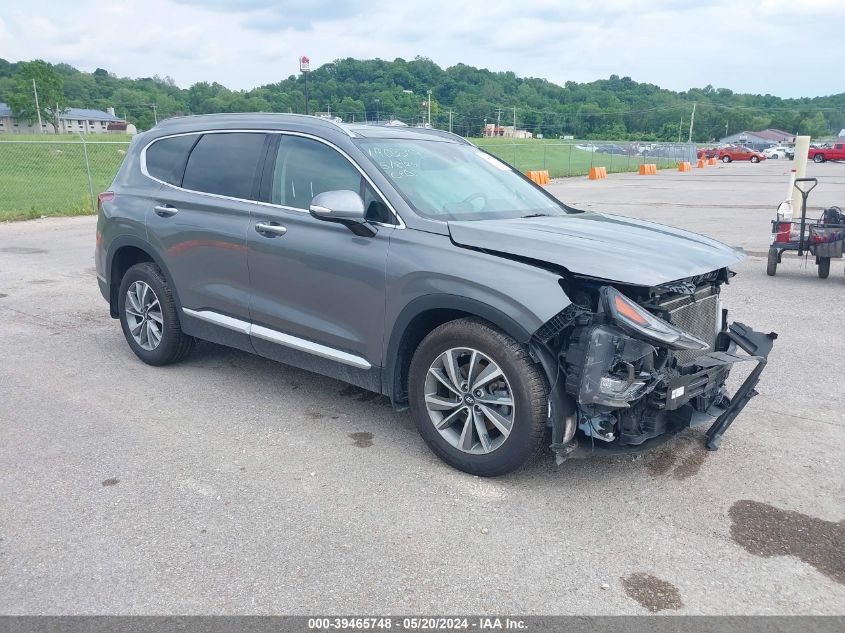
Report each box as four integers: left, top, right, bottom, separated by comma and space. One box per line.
813, 154, 825, 163
408, 318, 548, 476
722, 155, 732, 163
118, 262, 195, 365
767, 248, 778, 276
818, 257, 830, 279
750, 156, 760, 163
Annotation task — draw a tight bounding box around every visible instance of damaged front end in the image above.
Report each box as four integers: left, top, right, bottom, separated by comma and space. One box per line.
531, 271, 777, 464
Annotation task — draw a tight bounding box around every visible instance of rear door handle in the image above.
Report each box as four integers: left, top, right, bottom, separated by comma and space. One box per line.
154, 204, 178, 217
255, 222, 288, 237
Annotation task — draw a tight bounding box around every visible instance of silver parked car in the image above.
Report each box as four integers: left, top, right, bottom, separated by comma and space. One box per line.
95, 114, 776, 476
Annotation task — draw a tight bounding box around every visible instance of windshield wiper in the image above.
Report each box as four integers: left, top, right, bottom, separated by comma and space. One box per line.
520, 213, 551, 218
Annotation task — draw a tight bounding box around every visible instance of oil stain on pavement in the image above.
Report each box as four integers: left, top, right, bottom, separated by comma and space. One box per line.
644, 433, 707, 480
621, 573, 683, 612
101, 478, 120, 487
729, 500, 845, 586
349, 432, 374, 448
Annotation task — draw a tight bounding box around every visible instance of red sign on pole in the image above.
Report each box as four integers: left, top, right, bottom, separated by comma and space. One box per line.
299, 56, 310, 73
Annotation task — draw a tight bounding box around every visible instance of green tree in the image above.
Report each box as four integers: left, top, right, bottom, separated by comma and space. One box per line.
797, 111, 828, 138
6, 60, 66, 133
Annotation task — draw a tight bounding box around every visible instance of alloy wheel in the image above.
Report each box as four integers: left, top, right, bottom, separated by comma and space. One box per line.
125, 281, 163, 351
423, 347, 515, 454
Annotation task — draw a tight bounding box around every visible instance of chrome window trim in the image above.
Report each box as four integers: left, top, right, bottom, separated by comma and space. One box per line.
182, 308, 372, 370
140, 129, 405, 228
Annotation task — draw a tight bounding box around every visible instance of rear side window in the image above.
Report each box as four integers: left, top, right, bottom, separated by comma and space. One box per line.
145, 135, 195, 185
181, 132, 267, 200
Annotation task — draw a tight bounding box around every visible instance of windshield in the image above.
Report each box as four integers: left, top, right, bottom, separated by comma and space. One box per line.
356, 138, 566, 221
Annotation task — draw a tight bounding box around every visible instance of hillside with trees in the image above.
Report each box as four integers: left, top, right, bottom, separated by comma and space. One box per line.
1, 56, 843, 140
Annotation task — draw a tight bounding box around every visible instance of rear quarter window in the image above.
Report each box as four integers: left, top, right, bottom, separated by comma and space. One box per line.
145, 135, 196, 185
181, 132, 267, 200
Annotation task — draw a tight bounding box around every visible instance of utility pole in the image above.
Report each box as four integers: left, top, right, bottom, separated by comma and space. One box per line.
32, 79, 43, 133
427, 90, 432, 127
448, 109, 452, 134
513, 107, 517, 137
678, 118, 683, 143
687, 102, 696, 143
151, 103, 158, 125
496, 108, 502, 134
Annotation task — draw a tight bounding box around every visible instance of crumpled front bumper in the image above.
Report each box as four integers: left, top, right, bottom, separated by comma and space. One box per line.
699, 322, 777, 450
565, 321, 777, 459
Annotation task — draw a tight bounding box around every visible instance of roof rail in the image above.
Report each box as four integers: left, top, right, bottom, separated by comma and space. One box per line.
153, 112, 356, 137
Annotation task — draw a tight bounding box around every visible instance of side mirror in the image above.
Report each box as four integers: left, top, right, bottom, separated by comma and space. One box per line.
309, 190, 376, 237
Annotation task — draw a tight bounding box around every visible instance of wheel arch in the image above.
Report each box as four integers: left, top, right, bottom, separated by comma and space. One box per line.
383, 294, 532, 408
107, 236, 182, 318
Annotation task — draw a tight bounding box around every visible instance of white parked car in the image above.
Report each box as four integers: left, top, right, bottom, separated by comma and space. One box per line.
763, 146, 793, 159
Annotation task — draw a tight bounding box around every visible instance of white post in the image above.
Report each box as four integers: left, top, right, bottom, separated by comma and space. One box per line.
687, 102, 696, 143
427, 90, 431, 127
32, 79, 43, 133
448, 110, 452, 134
790, 136, 811, 213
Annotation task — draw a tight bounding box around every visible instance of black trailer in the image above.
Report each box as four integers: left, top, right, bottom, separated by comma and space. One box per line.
767, 177, 845, 278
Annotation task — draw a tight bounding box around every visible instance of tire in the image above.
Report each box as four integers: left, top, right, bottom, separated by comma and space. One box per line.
817, 257, 830, 279
751, 156, 760, 163
408, 318, 548, 477
722, 155, 732, 163
118, 262, 195, 366
766, 248, 778, 276
813, 154, 825, 163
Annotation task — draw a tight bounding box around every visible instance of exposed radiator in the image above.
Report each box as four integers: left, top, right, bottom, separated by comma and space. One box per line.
657, 286, 720, 366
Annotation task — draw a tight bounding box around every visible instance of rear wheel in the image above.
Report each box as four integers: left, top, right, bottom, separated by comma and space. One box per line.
118, 262, 195, 365
814, 154, 825, 163
722, 155, 732, 163
408, 318, 548, 476
766, 248, 779, 276
817, 257, 830, 279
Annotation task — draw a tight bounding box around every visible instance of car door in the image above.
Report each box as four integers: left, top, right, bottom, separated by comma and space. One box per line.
246, 134, 396, 391
835, 143, 845, 160
145, 131, 268, 332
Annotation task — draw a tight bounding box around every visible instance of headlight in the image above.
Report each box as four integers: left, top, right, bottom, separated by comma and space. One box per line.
601, 286, 709, 351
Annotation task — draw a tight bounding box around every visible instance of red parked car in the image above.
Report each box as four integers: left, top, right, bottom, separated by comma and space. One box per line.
717, 145, 766, 163
696, 147, 720, 159
808, 142, 845, 163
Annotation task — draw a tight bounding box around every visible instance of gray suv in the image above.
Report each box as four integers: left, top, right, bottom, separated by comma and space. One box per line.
95, 114, 775, 476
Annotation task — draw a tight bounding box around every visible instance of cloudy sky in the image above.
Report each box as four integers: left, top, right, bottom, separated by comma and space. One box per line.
0, 0, 842, 97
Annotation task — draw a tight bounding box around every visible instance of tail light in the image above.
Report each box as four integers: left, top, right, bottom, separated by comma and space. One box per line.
774, 222, 791, 243
97, 191, 114, 212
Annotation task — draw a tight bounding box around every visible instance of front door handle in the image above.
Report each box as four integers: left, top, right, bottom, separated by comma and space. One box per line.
255, 222, 288, 237
154, 204, 178, 217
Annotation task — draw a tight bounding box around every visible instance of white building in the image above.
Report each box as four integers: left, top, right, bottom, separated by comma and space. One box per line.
0, 103, 135, 134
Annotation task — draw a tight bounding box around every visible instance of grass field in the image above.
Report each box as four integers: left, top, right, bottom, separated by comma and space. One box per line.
0, 136, 132, 221
469, 137, 684, 178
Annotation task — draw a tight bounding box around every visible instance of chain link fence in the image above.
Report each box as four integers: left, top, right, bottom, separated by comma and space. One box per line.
475, 141, 697, 178
0, 137, 131, 221
0, 137, 697, 221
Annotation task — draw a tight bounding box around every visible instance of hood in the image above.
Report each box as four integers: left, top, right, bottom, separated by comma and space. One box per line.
448, 212, 745, 287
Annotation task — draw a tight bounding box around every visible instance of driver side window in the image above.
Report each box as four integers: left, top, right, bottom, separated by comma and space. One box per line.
271, 136, 392, 224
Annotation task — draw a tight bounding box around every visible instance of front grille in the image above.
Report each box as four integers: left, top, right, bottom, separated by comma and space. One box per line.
657, 286, 720, 365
